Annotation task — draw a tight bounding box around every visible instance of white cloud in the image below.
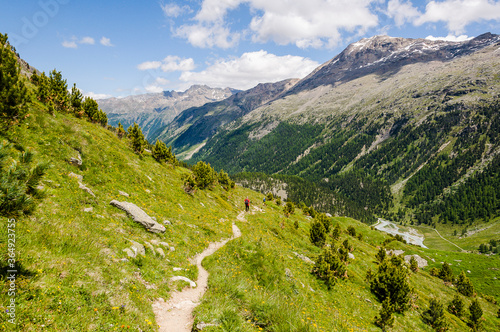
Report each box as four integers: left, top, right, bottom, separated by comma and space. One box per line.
179, 50, 319, 90
175, 22, 240, 49
144, 77, 170, 93
387, 0, 500, 34
425, 34, 473, 42
173, 0, 379, 49
137, 61, 162, 70
83, 91, 113, 100
161, 56, 196, 72
161, 3, 190, 17
137, 56, 195, 72
62, 40, 78, 48
248, 0, 379, 48
100, 36, 114, 46
80, 36, 95, 45
387, 0, 420, 27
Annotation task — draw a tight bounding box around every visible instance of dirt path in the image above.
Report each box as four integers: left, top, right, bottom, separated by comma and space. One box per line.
153, 222, 242, 331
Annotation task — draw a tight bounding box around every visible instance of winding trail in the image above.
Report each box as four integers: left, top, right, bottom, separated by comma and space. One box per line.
153, 222, 242, 331
418, 226, 465, 252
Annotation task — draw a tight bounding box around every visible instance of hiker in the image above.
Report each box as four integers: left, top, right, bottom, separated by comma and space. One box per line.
244, 197, 250, 212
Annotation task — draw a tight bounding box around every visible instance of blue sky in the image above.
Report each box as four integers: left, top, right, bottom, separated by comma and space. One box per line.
1, 0, 500, 99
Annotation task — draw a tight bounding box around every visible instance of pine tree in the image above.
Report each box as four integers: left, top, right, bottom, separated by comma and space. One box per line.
422, 298, 448, 331
331, 223, 341, 240
82, 97, 99, 122
410, 256, 419, 273
127, 122, 146, 154
468, 299, 483, 331
376, 247, 387, 263
70, 83, 83, 116
374, 297, 394, 332
438, 262, 454, 283
152, 139, 172, 164
370, 259, 412, 313
316, 213, 331, 233
447, 295, 465, 318
117, 122, 126, 138
310, 220, 326, 247
0, 33, 29, 130
0, 143, 49, 217
311, 247, 346, 289
192, 161, 216, 189
455, 271, 474, 297
48, 69, 69, 111
283, 201, 295, 216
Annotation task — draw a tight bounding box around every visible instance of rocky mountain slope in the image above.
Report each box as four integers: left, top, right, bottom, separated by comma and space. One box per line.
153, 78, 299, 157
98, 85, 237, 140
189, 33, 500, 224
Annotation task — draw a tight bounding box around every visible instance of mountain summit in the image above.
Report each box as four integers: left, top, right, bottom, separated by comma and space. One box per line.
289, 32, 500, 94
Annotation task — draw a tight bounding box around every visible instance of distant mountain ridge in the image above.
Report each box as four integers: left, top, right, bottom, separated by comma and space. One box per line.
98, 85, 238, 140
153, 78, 300, 155
289, 32, 500, 94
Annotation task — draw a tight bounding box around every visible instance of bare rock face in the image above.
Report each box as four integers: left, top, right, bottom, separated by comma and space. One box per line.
404, 254, 428, 269
110, 200, 166, 233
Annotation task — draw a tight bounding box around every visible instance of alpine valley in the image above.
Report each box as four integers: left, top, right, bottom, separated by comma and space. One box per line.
1, 29, 500, 332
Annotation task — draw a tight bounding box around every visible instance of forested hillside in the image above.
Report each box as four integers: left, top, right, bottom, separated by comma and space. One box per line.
191, 34, 500, 226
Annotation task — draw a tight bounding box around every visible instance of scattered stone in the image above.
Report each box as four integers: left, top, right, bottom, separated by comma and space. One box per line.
150, 239, 159, 246
156, 248, 165, 257
285, 268, 294, 278
36, 185, 44, 190
68, 172, 83, 181
163, 220, 172, 225
170, 276, 196, 287
159, 241, 169, 247
293, 251, 314, 264
386, 249, 404, 256
325, 213, 332, 217
404, 254, 428, 269
467, 270, 471, 273
173, 267, 184, 272
365, 299, 372, 303
118, 190, 129, 197
348, 253, 355, 260
143, 242, 156, 255
78, 182, 96, 197
178, 203, 184, 210
110, 200, 166, 233
83, 207, 93, 213
144, 149, 152, 154
129, 241, 146, 257
69, 157, 82, 167
170, 247, 175, 252
200, 202, 205, 207
123, 248, 136, 258
146, 175, 153, 181
196, 322, 220, 330
145, 189, 151, 193
96, 214, 104, 218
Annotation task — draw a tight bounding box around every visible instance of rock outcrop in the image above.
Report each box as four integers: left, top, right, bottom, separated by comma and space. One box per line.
110, 200, 166, 233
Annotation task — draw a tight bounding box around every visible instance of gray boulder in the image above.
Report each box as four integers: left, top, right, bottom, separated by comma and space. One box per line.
79, 182, 95, 197
118, 190, 130, 197
404, 254, 428, 269
69, 157, 82, 167
156, 248, 165, 257
123, 248, 136, 258
170, 276, 196, 287
110, 200, 166, 233
68, 172, 83, 181
130, 241, 146, 256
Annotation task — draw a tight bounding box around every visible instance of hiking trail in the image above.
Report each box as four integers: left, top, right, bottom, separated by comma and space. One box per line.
152, 221, 242, 331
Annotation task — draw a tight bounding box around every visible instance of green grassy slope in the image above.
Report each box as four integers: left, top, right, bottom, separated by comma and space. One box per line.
0, 99, 499, 332
0, 102, 245, 331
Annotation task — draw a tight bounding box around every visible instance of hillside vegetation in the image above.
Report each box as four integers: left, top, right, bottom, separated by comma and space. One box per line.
1, 33, 499, 332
